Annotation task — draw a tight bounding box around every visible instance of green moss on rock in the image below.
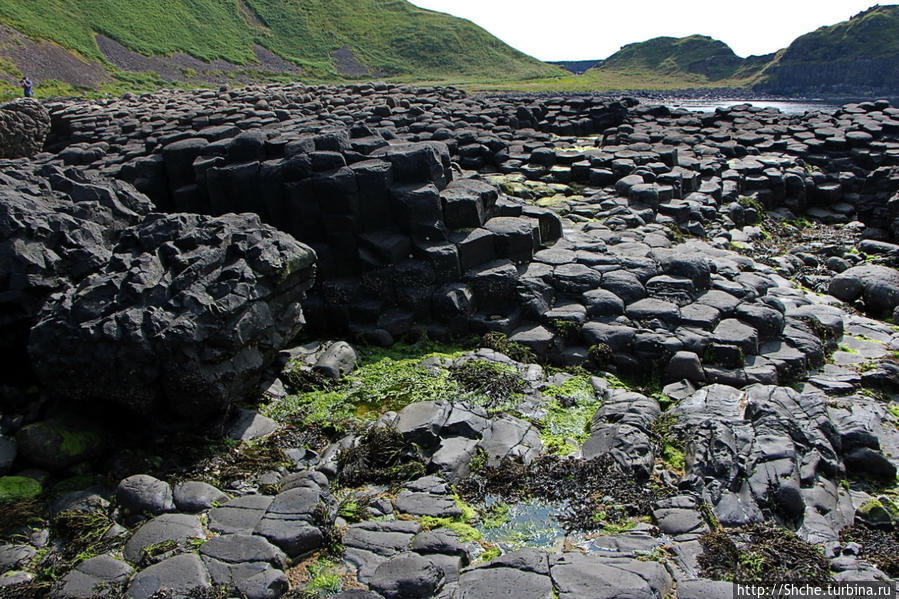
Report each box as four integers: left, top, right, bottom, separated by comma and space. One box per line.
0, 476, 42, 502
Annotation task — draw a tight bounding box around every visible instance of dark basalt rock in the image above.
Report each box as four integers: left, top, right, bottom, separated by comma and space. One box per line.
828, 264, 899, 316
0, 99, 50, 158
28, 212, 316, 428
3, 80, 898, 599
0, 166, 153, 386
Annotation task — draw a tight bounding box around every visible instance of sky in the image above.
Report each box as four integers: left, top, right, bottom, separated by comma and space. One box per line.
407, 1, 883, 61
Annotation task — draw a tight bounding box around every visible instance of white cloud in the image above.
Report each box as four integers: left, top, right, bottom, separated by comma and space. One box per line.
407, 0, 883, 60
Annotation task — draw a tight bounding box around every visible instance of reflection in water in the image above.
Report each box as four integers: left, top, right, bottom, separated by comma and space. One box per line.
478, 494, 570, 552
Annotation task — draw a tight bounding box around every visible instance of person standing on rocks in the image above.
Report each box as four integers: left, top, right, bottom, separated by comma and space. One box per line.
21, 77, 33, 98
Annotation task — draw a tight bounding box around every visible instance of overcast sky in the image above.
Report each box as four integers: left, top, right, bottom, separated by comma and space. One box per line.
407, 1, 883, 61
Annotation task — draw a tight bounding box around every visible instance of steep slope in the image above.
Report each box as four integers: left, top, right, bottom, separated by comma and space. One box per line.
0, 0, 561, 97
756, 4, 899, 94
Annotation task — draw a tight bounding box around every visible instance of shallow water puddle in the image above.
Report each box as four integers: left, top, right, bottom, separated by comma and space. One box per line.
477, 494, 575, 552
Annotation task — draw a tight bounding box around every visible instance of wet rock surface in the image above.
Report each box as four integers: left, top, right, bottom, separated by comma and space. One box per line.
2, 84, 899, 597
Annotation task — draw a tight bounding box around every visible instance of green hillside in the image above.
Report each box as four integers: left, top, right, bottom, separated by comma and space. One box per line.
601, 35, 743, 81
549, 35, 767, 90
0, 0, 561, 94
779, 4, 899, 61
757, 4, 899, 93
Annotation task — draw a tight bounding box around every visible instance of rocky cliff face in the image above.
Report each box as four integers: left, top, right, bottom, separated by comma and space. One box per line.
756, 5, 899, 95
758, 57, 899, 95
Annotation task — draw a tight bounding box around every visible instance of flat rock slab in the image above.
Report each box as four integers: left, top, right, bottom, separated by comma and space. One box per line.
254, 517, 324, 558
53, 554, 133, 598
208, 494, 273, 534
651, 506, 708, 538
458, 567, 554, 599
550, 552, 671, 599
713, 319, 759, 354
126, 553, 210, 599
368, 552, 445, 599
123, 513, 205, 564
116, 474, 175, 516
227, 409, 279, 442
676, 579, 734, 599
395, 491, 463, 518
478, 415, 543, 467
173, 481, 228, 513
199, 533, 287, 569
201, 558, 288, 599
343, 520, 421, 557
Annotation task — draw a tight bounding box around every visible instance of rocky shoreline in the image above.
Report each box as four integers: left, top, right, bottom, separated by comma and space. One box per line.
1, 83, 899, 598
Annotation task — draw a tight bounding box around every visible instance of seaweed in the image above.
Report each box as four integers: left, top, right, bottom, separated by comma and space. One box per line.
450, 360, 525, 410
457, 454, 674, 533
337, 425, 426, 488
840, 523, 899, 577
479, 332, 538, 364
0, 498, 45, 540
699, 524, 832, 583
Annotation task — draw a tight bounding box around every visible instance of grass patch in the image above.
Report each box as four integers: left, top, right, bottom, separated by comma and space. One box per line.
599, 519, 638, 535
304, 558, 343, 595
0, 0, 562, 85
268, 341, 472, 428
481, 502, 511, 530
419, 515, 481, 542
479, 332, 538, 364
52, 509, 116, 563
0, 498, 44, 540
418, 493, 481, 542
651, 413, 686, 474
477, 545, 501, 562
539, 375, 601, 455
0, 476, 43, 503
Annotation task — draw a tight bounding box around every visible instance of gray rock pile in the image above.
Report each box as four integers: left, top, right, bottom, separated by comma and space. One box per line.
2, 83, 899, 598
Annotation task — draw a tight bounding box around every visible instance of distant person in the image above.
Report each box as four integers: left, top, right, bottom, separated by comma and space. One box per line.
21, 77, 33, 98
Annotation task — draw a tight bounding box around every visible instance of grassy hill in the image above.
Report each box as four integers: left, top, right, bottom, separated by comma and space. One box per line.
601, 35, 743, 81
572, 35, 771, 90
756, 4, 899, 94
0, 0, 562, 98
473, 35, 771, 93
482, 5, 899, 95
2, 2, 897, 98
